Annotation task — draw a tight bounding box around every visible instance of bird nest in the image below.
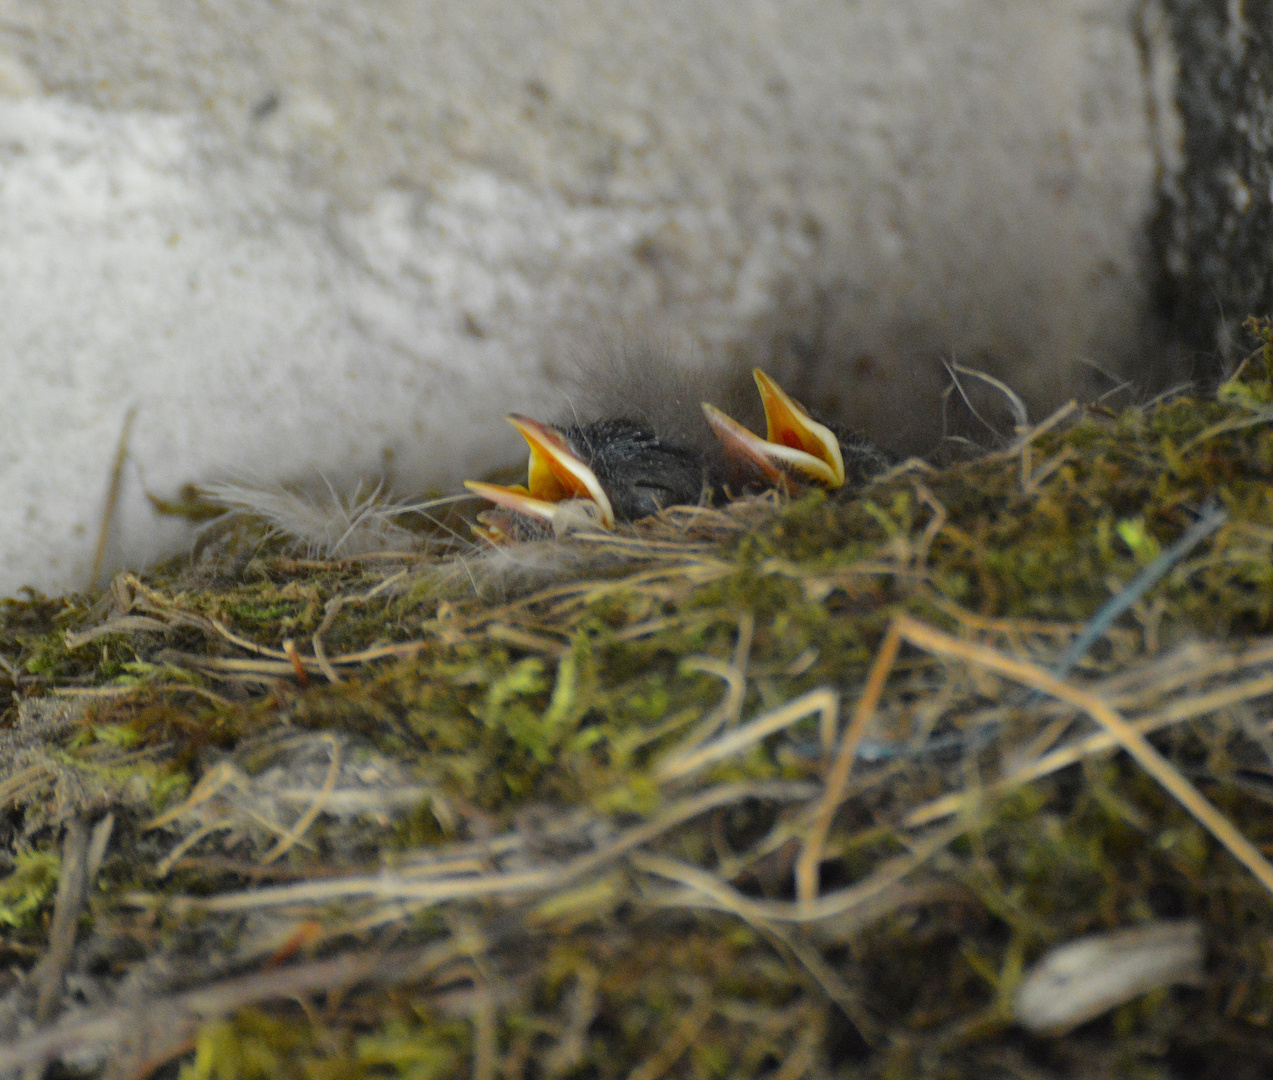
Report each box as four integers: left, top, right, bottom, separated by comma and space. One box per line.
7, 323, 1273, 1077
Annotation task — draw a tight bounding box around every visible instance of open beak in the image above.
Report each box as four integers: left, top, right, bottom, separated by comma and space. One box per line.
702, 369, 845, 490
464, 414, 615, 540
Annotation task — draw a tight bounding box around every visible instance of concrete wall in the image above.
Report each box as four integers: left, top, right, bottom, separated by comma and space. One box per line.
0, 0, 1171, 593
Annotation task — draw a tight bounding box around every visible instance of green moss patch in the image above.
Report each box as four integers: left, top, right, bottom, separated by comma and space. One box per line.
8, 323, 1273, 1076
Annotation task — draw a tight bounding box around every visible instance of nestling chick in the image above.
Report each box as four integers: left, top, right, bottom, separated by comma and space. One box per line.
466, 349, 894, 541
465, 413, 703, 540
704, 369, 896, 493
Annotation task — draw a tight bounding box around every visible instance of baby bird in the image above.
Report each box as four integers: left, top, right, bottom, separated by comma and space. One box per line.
465, 414, 704, 540
704, 368, 896, 494
465, 361, 893, 541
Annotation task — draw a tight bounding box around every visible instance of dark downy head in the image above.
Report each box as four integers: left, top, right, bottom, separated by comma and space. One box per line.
465, 355, 894, 541
559, 418, 706, 521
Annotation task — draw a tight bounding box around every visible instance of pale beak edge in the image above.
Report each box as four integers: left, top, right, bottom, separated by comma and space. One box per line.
751, 369, 845, 489
701, 370, 845, 490
505, 414, 616, 526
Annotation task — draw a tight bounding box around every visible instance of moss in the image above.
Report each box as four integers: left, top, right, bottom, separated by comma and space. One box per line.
11, 324, 1273, 1075
0, 844, 60, 934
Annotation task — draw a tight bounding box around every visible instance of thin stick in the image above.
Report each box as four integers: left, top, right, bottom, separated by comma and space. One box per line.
262, 734, 341, 864
796, 620, 903, 908
904, 667, 1273, 828
658, 687, 838, 781
896, 615, 1273, 899
90, 405, 137, 589
141, 781, 818, 914
33, 817, 91, 1021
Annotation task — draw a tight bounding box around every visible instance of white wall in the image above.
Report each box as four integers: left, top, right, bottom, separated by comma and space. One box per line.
0, 0, 1168, 593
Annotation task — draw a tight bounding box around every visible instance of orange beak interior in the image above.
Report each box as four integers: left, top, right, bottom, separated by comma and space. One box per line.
464, 414, 615, 538
702, 369, 845, 490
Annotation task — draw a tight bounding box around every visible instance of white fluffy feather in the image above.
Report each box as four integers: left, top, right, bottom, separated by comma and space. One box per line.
202, 477, 423, 558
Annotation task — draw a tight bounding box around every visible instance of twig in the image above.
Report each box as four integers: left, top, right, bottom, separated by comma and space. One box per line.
658, 687, 838, 781
33, 816, 91, 1022
904, 667, 1273, 828
90, 406, 137, 590
895, 615, 1273, 899
135, 781, 818, 914
796, 619, 903, 908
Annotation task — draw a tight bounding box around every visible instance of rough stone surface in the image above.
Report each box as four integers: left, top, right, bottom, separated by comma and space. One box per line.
1155, 0, 1273, 371
0, 0, 1167, 594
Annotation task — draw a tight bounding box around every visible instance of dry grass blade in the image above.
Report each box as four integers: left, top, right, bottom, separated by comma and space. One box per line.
796, 619, 904, 908
627, 852, 881, 1038
20, 357, 1273, 1076
905, 666, 1273, 828
634, 821, 963, 925
893, 615, 1273, 898
143, 781, 818, 914
623, 991, 716, 1080
658, 686, 838, 781
310, 570, 409, 682
89, 406, 137, 590
260, 733, 340, 864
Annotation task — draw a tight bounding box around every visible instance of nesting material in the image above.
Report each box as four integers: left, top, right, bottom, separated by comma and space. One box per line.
6, 325, 1273, 1077
1014, 921, 1205, 1034
201, 478, 425, 558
